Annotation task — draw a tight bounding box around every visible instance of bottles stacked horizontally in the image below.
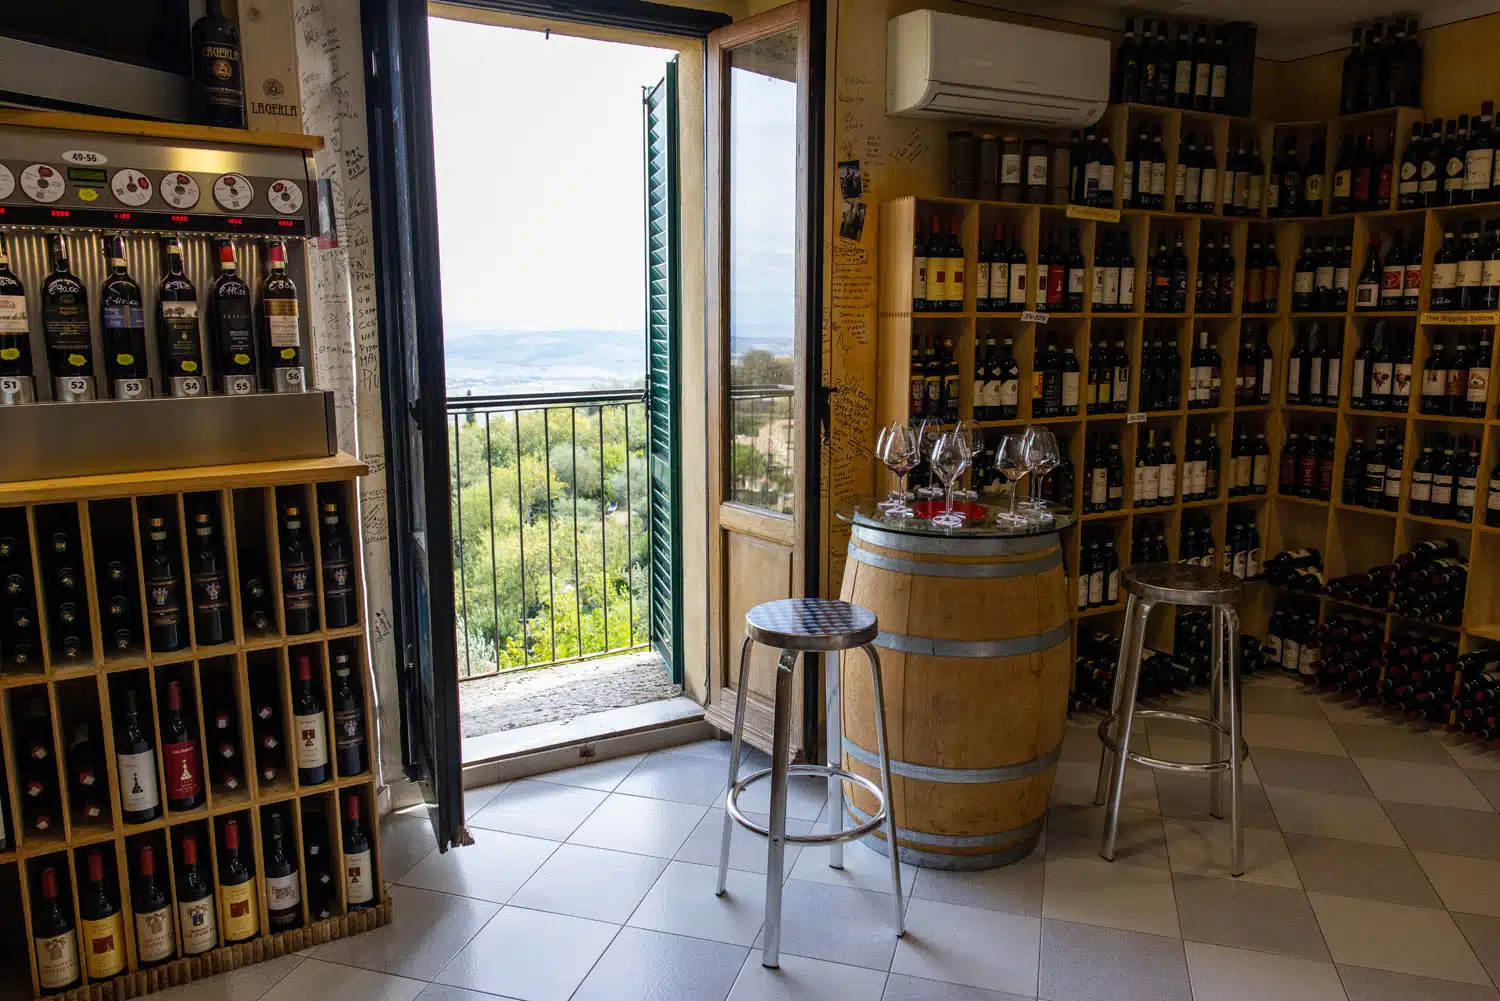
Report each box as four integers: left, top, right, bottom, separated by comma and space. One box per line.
1329, 131, 1396, 215
46, 526, 89, 663
1370, 638, 1463, 724
0, 532, 41, 670
1401, 107, 1500, 210
1429, 223, 1500, 310
1420, 332, 1492, 416
254, 695, 284, 786
1339, 19, 1423, 114
1241, 236, 1282, 313
1226, 427, 1271, 497
1266, 137, 1327, 218
1082, 434, 1126, 513
1348, 321, 1414, 412
1111, 18, 1241, 115
1354, 231, 1423, 311
1259, 548, 1323, 586
1290, 237, 1352, 312
971, 333, 1020, 421
1341, 429, 1404, 511
1144, 232, 1190, 312
19, 699, 61, 835
1303, 614, 1383, 692
1449, 652, 1500, 738
1278, 428, 1334, 501
1318, 538, 1468, 625
910, 215, 966, 312
65, 721, 107, 824
1085, 333, 1129, 414
908, 334, 961, 422
1173, 609, 1269, 685
1076, 528, 1121, 611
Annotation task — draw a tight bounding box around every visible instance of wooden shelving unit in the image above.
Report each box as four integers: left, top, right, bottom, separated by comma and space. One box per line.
0, 453, 386, 1001
877, 102, 1500, 658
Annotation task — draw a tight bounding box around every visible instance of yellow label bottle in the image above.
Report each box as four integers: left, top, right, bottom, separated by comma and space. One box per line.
220, 879, 259, 942
80, 911, 125, 981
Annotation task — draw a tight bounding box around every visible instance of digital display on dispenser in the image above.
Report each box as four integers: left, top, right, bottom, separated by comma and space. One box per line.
66, 166, 107, 185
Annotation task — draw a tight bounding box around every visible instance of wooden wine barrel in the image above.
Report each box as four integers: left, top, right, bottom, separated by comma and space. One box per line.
837, 521, 1072, 870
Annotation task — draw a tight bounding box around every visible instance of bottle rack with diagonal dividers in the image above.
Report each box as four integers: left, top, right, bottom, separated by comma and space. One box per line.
877, 103, 1500, 669
0, 453, 388, 1001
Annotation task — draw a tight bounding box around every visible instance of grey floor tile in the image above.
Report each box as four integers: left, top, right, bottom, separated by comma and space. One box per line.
735, 773, 829, 821
911, 850, 1044, 916
1154, 770, 1279, 830
433, 906, 620, 1001
1045, 803, 1170, 868
462, 781, 508, 817
1284, 834, 1444, 908
379, 810, 439, 884
261, 959, 426, 1001
1265, 786, 1402, 845
1332, 723, 1455, 765
1184, 942, 1347, 1001
509, 843, 669, 923
469, 779, 608, 841
396, 826, 557, 903
727, 950, 889, 1001
1173, 872, 1330, 961
752, 878, 904, 971
1465, 769, 1500, 812
1356, 758, 1495, 812
572, 927, 747, 1001
1038, 918, 1191, 1001
145, 954, 304, 1001
677, 807, 812, 876
1385, 802, 1500, 861
532, 753, 646, 792
1309, 892, 1490, 985
1454, 912, 1500, 985
415, 986, 515, 1001
615, 751, 733, 806
1242, 686, 1330, 719
1251, 746, 1375, 797
789, 839, 915, 897
881, 975, 1030, 1001
568, 792, 708, 858
629, 860, 767, 946
1337, 964, 1500, 1001
310, 884, 498, 980
891, 898, 1041, 997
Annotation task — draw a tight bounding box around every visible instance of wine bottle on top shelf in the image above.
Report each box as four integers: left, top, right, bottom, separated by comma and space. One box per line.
219, 819, 259, 943
0, 232, 36, 405
133, 845, 175, 967
145, 516, 186, 652
262, 241, 306, 393
79, 849, 124, 982
32, 867, 80, 992
42, 233, 95, 403
177, 834, 218, 956
211, 242, 257, 396
100, 234, 150, 400
158, 235, 207, 398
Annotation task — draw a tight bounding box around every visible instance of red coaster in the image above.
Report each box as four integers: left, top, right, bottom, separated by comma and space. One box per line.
913, 499, 988, 519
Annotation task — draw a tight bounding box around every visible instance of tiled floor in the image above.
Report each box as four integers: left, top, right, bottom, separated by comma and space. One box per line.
167, 675, 1500, 1001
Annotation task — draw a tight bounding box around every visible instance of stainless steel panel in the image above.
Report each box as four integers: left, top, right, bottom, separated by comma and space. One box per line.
0, 391, 336, 482
0, 37, 193, 122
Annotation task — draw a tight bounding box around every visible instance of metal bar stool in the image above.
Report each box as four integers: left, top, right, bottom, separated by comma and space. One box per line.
1092, 564, 1247, 875
716, 597, 904, 968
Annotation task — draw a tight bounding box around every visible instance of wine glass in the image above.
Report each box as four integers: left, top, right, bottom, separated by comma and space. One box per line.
929, 431, 972, 528
1022, 428, 1061, 510
913, 417, 944, 497
875, 422, 918, 516
953, 420, 987, 500
994, 434, 1029, 522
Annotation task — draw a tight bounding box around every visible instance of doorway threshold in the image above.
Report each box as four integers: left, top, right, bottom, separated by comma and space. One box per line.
461, 695, 715, 788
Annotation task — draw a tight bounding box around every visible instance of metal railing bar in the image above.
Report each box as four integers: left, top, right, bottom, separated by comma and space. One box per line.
625, 402, 636, 646
449, 388, 645, 411
543, 412, 557, 667
599, 406, 608, 650
485, 413, 499, 665
453, 411, 470, 677
571, 406, 582, 660
515, 411, 529, 668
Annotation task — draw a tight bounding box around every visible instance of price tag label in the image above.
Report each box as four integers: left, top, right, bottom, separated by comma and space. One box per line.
1065, 204, 1121, 223
61, 149, 108, 165
1126, 412, 1147, 425
1420, 311, 1498, 326
1021, 310, 1049, 324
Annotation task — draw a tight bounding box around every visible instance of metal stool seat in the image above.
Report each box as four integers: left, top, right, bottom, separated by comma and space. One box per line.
717, 598, 903, 968
1093, 564, 1248, 875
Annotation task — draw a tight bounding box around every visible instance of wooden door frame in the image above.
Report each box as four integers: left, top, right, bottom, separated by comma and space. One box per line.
703, 0, 821, 757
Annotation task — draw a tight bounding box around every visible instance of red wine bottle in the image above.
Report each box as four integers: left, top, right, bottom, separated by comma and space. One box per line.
42, 233, 96, 402
261, 242, 305, 392
144, 517, 185, 653
157, 235, 206, 398
79, 849, 124, 981
332, 650, 368, 777
177, 835, 218, 955
32, 867, 80, 992
319, 502, 355, 628
99, 234, 150, 400
280, 506, 316, 634
343, 793, 375, 910
265, 812, 303, 931
190, 511, 229, 646
293, 654, 329, 785
212, 709, 243, 792
192, 0, 246, 128
133, 845, 175, 966
0, 232, 36, 404
162, 679, 203, 811
219, 820, 259, 942
115, 687, 161, 823
211, 242, 256, 395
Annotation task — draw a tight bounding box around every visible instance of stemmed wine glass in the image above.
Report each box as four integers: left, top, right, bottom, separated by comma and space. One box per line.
929, 431, 972, 528
875, 422, 919, 517
953, 420, 986, 501
994, 434, 1029, 523
1021, 428, 1061, 511
913, 417, 943, 498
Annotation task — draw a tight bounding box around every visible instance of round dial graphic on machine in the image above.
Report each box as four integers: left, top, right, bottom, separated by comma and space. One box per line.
213, 173, 255, 211
19, 163, 66, 203
161, 172, 201, 209
110, 168, 154, 207
267, 179, 304, 215
0, 164, 13, 200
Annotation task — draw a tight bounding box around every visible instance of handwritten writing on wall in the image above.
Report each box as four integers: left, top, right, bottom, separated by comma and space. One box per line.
294, 0, 401, 789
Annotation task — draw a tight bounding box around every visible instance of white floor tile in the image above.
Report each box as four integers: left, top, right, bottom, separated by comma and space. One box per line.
735, 773, 829, 821
433, 906, 620, 1001
532, 753, 646, 792
891, 897, 1041, 997
1242, 714, 1347, 756
615, 751, 732, 805
1355, 758, 1495, 812
1042, 855, 1181, 937
468, 779, 608, 841
261, 959, 426, 1001
1045, 803, 1170, 868
1161, 817, 1301, 888
1308, 892, 1490, 986
1050, 760, 1159, 814
509, 843, 669, 923
1265, 786, 1403, 846
568, 793, 708, 858
310, 884, 497, 980
572, 926, 748, 1001
629, 860, 767, 946
727, 951, 888, 1001
395, 827, 557, 903
911, 850, 1045, 917
788, 840, 914, 896
1416, 852, 1500, 918
145, 954, 304, 1001
677, 807, 812, 876
1185, 942, 1348, 1001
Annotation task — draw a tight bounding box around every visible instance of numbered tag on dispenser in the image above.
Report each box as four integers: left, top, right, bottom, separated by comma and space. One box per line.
116, 378, 149, 400
225, 375, 256, 396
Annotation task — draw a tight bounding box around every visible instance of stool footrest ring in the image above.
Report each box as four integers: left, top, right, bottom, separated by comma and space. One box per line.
1097, 709, 1247, 775
727, 764, 887, 845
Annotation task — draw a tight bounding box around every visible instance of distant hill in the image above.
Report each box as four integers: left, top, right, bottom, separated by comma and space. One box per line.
444, 327, 645, 396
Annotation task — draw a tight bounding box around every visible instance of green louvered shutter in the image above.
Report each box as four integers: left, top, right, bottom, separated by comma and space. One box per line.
643, 61, 683, 683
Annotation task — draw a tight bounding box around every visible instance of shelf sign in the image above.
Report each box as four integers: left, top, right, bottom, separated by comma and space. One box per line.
1021, 310, 1049, 324
1420, 311, 1498, 326
1126, 412, 1147, 425
1065, 204, 1121, 223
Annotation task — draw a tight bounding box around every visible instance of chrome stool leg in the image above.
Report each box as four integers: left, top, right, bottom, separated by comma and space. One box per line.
1209, 603, 1226, 820
826, 649, 844, 870
1095, 595, 1144, 807
865, 643, 904, 936
716, 637, 755, 897
1222, 603, 1245, 877
762, 647, 798, 969
1101, 596, 1153, 861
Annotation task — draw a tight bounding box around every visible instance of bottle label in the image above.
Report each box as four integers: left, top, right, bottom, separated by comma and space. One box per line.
1061, 372, 1080, 408
147, 571, 182, 630
999, 379, 1018, 406
1026, 155, 1048, 187
267, 299, 301, 347
1281, 639, 1300, 671
1160, 463, 1176, 500
975, 262, 990, 301
1315, 265, 1334, 290
118, 748, 160, 812
198, 41, 244, 111
346, 849, 375, 905
1410, 475, 1432, 503
1077, 574, 1089, 609
268, 871, 302, 916
1107, 568, 1119, 601
1299, 645, 1318, 675
1009, 264, 1027, 305
284, 560, 315, 613
1088, 571, 1104, 606
1287, 363, 1300, 396
1471, 366, 1490, 403
1432, 482, 1453, 506
1266, 635, 1283, 661
164, 739, 202, 801
217, 300, 256, 369
1099, 164, 1115, 194
1253, 454, 1270, 487
295, 711, 329, 770
1394, 363, 1413, 400
102, 304, 146, 334
990, 262, 1008, 303
1306, 175, 1324, 202
1489, 482, 1500, 511
1102, 269, 1120, 306
1371, 361, 1394, 397
1459, 479, 1477, 508
135, 904, 175, 963
221, 879, 258, 941
1118, 268, 1136, 308
1484, 260, 1500, 288
1333, 171, 1352, 198
1142, 465, 1159, 501
910, 257, 925, 301
179, 896, 217, 954
1151, 161, 1166, 196
335, 704, 366, 755
1201, 168, 1219, 206
1090, 468, 1107, 506
0, 294, 28, 333
1000, 154, 1022, 185
1469, 150, 1495, 190
1432, 263, 1458, 289
1460, 260, 1484, 287
36, 929, 80, 989
1175, 61, 1192, 95
1293, 270, 1314, 295
81, 911, 125, 980
44, 292, 92, 353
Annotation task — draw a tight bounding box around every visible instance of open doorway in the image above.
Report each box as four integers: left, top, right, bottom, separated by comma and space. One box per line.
425, 14, 690, 756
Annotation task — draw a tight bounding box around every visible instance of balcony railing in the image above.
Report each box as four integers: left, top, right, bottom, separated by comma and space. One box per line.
448, 389, 651, 680
728, 383, 795, 514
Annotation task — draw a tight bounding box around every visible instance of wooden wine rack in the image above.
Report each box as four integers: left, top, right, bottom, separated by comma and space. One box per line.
877, 102, 1500, 661
0, 452, 387, 1001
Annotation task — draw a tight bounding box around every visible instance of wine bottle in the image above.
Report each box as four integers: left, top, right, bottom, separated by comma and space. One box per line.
212, 709, 244, 792
261, 242, 306, 392
331, 651, 368, 776
177, 835, 218, 955
191, 511, 230, 646
79, 849, 125, 981
162, 678, 204, 811
343, 793, 376, 910
42, 234, 96, 402
0, 232, 36, 405
133, 845, 175, 967
65, 722, 104, 822
100, 234, 151, 400
243, 572, 273, 635
281, 506, 317, 635
265, 812, 303, 931
219, 819, 259, 942
158, 236, 206, 398
115, 687, 161, 823
211, 242, 257, 396
293, 654, 330, 785
32, 867, 80, 992
145, 516, 186, 652
192, 0, 246, 128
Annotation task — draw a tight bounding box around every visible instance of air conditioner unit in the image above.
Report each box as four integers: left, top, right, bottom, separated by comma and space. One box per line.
887, 10, 1110, 129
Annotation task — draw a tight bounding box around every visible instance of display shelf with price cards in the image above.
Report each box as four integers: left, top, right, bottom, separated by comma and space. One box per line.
0, 453, 385, 1001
